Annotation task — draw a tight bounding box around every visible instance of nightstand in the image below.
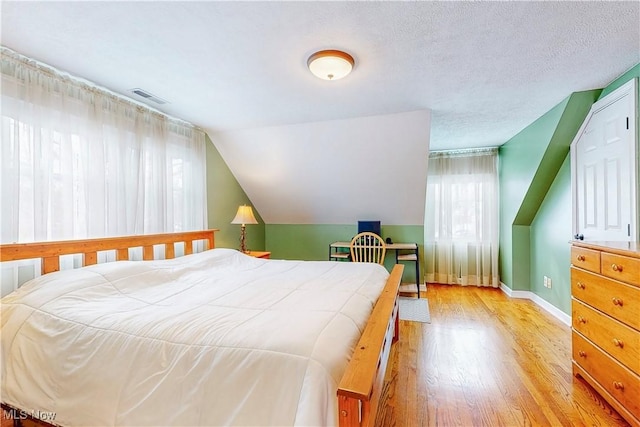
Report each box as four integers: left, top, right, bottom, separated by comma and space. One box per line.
246, 251, 271, 259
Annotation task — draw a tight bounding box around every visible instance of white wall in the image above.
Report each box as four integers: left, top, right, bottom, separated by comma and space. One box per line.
211, 110, 431, 225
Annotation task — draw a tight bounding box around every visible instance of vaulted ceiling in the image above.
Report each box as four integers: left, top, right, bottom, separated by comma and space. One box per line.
2, 1, 639, 225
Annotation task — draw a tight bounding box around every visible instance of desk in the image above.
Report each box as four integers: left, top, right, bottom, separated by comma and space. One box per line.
329, 241, 420, 294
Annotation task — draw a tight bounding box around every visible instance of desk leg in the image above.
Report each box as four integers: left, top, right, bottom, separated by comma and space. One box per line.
415, 246, 420, 298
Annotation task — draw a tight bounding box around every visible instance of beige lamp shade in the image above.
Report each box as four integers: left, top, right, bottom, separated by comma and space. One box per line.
231, 205, 258, 226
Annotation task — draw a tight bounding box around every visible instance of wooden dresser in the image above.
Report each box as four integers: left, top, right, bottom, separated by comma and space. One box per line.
571, 241, 640, 427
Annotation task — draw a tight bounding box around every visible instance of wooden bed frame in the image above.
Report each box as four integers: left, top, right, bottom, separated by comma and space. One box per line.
0, 229, 402, 427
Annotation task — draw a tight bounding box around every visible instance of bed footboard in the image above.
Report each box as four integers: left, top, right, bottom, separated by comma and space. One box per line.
337, 264, 403, 427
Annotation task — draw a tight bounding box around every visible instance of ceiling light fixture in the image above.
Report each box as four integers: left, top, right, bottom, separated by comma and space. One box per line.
307, 50, 355, 81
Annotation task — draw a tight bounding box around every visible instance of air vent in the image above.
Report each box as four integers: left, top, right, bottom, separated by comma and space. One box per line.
129, 88, 168, 105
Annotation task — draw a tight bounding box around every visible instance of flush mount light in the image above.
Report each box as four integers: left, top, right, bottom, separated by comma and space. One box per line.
307, 50, 355, 81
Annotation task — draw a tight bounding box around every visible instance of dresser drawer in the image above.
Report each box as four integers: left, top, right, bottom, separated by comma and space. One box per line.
602, 252, 640, 287
573, 332, 640, 419
572, 246, 601, 273
573, 299, 640, 374
572, 267, 640, 330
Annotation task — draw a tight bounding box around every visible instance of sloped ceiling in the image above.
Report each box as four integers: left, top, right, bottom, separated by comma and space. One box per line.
213, 111, 431, 225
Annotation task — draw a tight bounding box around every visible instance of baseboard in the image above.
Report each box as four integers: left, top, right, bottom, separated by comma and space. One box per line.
499, 282, 571, 327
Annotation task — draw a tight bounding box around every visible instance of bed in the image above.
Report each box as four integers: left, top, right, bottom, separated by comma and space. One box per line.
0, 230, 402, 426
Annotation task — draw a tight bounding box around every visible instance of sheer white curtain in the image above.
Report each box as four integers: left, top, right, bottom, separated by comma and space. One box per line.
424, 148, 499, 287
1, 48, 207, 293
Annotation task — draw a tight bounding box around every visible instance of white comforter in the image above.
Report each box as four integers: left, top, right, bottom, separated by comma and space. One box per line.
1, 249, 389, 426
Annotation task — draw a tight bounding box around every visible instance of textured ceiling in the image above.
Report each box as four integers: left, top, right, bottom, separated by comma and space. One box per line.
2, 1, 639, 150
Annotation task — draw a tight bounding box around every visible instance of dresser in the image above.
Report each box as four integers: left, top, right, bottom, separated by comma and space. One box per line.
571, 241, 640, 427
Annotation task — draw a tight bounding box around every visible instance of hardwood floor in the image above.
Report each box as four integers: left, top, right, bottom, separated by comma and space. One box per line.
377, 284, 630, 427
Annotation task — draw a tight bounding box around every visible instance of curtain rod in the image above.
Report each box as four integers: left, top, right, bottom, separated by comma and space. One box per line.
429, 146, 499, 158
1, 46, 203, 132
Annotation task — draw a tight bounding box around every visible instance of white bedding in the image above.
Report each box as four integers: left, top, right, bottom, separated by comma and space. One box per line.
1, 248, 389, 426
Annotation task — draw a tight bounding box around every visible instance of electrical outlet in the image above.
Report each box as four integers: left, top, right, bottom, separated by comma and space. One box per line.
547, 277, 552, 288
543, 276, 548, 287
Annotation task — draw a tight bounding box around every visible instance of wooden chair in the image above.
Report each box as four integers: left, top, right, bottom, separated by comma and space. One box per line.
350, 232, 387, 265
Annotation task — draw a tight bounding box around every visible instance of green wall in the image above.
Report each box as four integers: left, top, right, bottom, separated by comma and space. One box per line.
530, 154, 572, 312
205, 135, 265, 251
265, 224, 353, 260
499, 90, 600, 305
499, 97, 568, 291
265, 224, 424, 284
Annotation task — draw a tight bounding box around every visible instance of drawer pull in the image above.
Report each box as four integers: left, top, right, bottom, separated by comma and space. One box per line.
577, 282, 586, 290
577, 316, 587, 324
611, 263, 623, 272
613, 381, 625, 391
578, 350, 587, 358
576, 255, 586, 262
613, 338, 624, 348
612, 297, 624, 306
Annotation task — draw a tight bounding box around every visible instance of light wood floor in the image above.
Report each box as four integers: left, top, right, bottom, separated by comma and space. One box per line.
377, 284, 630, 427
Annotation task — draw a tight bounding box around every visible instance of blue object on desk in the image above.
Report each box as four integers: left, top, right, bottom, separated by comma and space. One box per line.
358, 220, 381, 236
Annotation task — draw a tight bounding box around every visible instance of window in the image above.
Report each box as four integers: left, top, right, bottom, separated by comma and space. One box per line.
0, 47, 207, 292
424, 149, 499, 287
1, 47, 207, 243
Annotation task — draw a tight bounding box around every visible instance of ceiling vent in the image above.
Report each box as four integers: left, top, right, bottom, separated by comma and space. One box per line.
129, 88, 168, 105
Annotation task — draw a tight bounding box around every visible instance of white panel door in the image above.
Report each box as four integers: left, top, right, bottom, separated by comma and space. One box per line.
574, 80, 637, 241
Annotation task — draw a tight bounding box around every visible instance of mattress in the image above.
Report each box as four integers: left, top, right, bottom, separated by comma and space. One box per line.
1, 248, 389, 426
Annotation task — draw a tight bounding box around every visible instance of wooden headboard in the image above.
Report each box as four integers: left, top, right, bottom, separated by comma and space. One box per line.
0, 229, 218, 275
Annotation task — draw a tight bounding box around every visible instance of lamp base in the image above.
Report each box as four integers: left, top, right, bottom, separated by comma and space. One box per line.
239, 225, 248, 253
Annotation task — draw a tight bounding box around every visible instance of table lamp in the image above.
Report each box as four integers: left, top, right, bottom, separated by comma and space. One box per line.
231, 205, 258, 253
